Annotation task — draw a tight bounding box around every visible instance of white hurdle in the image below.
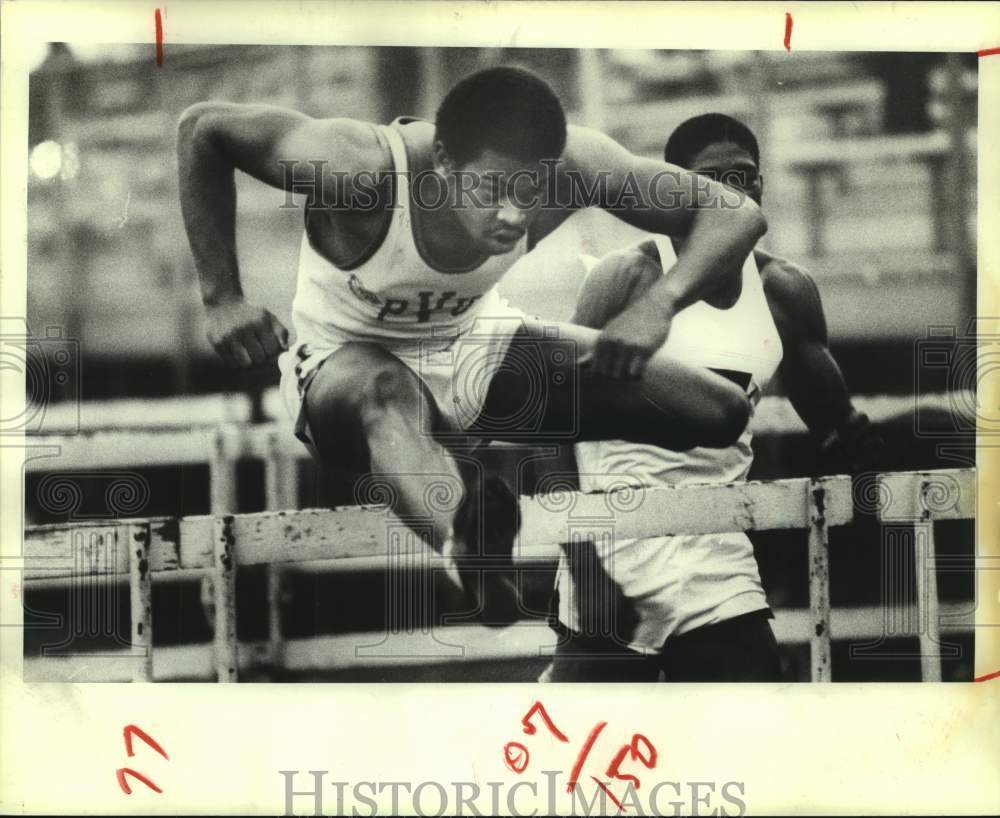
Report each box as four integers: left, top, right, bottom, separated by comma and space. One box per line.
261, 426, 297, 669
808, 482, 833, 682
875, 468, 976, 682
23, 472, 875, 682
128, 521, 154, 683
21, 392, 976, 682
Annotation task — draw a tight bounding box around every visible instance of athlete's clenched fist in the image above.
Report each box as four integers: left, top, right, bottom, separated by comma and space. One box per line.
585, 298, 674, 382
205, 297, 289, 367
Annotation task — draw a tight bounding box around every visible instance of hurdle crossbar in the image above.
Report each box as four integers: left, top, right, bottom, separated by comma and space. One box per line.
22, 463, 974, 683
24, 473, 862, 682
25, 474, 853, 578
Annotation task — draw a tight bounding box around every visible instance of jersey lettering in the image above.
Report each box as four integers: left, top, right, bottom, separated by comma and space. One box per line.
416, 290, 457, 322
373, 291, 484, 323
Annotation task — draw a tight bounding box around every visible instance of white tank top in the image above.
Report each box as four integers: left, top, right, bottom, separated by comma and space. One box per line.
288, 120, 527, 356
558, 235, 784, 651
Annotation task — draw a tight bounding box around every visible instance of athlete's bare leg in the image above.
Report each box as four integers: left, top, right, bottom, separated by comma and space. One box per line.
301, 321, 749, 626
473, 320, 749, 446
302, 342, 520, 624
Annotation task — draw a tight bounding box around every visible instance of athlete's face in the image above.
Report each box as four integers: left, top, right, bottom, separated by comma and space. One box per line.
435, 145, 547, 254
687, 142, 763, 206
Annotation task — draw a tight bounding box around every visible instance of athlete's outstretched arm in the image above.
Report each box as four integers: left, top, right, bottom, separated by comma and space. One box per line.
557, 126, 767, 380
758, 249, 884, 472
176, 102, 380, 366
567, 245, 751, 449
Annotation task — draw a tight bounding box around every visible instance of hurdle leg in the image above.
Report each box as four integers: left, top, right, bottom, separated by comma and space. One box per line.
808, 481, 832, 682
213, 515, 239, 682
263, 432, 297, 671
129, 522, 153, 683
916, 479, 943, 682
265, 569, 284, 671
203, 427, 239, 631
209, 426, 240, 515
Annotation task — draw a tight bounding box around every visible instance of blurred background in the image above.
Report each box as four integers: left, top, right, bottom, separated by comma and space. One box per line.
22, 45, 979, 682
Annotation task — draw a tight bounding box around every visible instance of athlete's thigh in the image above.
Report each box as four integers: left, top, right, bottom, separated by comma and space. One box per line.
302, 341, 444, 476
473, 320, 725, 444
658, 611, 783, 683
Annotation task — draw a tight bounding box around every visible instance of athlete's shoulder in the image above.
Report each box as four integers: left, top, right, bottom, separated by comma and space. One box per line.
388, 116, 436, 164
561, 124, 629, 171
392, 116, 434, 139
328, 117, 394, 173
757, 249, 821, 309
262, 114, 392, 181
755, 248, 826, 340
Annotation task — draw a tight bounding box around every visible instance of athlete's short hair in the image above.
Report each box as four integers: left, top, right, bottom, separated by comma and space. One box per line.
435, 66, 567, 165
664, 113, 761, 168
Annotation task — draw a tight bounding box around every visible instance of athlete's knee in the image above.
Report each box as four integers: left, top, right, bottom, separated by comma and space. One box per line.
363, 368, 426, 433
622, 249, 661, 292
307, 343, 423, 432
698, 387, 751, 448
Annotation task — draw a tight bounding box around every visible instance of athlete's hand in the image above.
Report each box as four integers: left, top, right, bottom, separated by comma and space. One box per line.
205, 297, 289, 367
584, 299, 673, 381
822, 410, 885, 474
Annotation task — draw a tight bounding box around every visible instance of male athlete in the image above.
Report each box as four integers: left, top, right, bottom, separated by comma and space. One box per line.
176, 70, 764, 625
545, 113, 881, 681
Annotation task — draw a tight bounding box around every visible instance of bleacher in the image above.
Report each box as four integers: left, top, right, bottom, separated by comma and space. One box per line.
27, 46, 976, 388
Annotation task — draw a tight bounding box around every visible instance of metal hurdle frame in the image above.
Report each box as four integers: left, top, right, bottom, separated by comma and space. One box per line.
22, 391, 977, 683
874, 469, 977, 682
23, 468, 976, 683
24, 422, 299, 668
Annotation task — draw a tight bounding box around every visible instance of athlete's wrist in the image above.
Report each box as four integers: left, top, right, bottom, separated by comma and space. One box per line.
647, 290, 679, 322
835, 409, 868, 436
202, 288, 244, 309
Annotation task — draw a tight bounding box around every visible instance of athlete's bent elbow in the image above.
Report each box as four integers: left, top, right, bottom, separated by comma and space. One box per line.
177, 102, 208, 142
738, 196, 767, 241
177, 102, 226, 156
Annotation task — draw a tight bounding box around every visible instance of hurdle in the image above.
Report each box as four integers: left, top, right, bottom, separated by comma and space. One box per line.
25, 391, 253, 434
24, 469, 976, 683
873, 469, 977, 682
21, 393, 975, 682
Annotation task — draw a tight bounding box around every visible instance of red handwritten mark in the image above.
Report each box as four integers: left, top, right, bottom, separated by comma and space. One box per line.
974, 668, 1000, 682
154, 9, 164, 67
521, 700, 569, 743
503, 702, 657, 811
784, 13, 793, 51
503, 741, 530, 773
566, 720, 607, 793
978, 47, 1000, 58
123, 724, 169, 760
591, 776, 625, 812
116, 767, 163, 795
606, 733, 657, 789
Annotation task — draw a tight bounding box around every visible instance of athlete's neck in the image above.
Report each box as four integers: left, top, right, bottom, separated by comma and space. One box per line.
418, 204, 489, 270
396, 122, 489, 272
